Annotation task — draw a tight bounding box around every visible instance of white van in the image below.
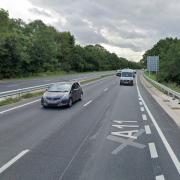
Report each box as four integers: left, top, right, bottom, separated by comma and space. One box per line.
120, 69, 134, 86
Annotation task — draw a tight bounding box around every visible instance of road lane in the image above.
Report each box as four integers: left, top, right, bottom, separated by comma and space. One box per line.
0, 73, 180, 179
0, 71, 112, 92
0, 75, 116, 169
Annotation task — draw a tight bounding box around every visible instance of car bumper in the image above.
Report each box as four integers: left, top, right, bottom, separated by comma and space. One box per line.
41, 98, 69, 107
120, 80, 133, 85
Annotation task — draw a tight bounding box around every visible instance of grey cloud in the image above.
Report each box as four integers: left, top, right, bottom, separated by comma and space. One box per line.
29, 0, 180, 59
29, 7, 52, 17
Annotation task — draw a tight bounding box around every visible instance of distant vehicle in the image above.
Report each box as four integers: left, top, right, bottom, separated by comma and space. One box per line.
41, 82, 83, 108
120, 69, 134, 86
116, 69, 121, 76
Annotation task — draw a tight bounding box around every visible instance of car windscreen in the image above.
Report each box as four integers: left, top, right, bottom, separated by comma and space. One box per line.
48, 84, 71, 92
121, 72, 133, 77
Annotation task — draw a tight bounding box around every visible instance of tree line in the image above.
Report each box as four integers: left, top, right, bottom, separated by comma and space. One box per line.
140, 37, 180, 84
0, 9, 141, 79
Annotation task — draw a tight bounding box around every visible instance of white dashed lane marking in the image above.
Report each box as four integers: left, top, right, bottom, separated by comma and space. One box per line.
148, 142, 158, 159
140, 107, 145, 112
0, 149, 30, 174
145, 125, 151, 134
156, 175, 165, 180
142, 114, 147, 121
83, 100, 93, 107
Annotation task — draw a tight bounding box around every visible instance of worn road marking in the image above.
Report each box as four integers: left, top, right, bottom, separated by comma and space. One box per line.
111, 130, 139, 139
145, 125, 151, 134
104, 88, 108, 91
139, 101, 143, 106
142, 114, 147, 121
113, 120, 137, 123
0, 149, 30, 174
107, 129, 145, 154
83, 100, 92, 107
0, 100, 40, 114
156, 175, 165, 180
136, 77, 180, 174
112, 124, 139, 129
140, 107, 145, 112
148, 143, 158, 158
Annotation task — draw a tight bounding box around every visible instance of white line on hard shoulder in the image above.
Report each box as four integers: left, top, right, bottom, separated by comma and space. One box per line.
0, 149, 30, 174
136, 77, 180, 174
0, 99, 40, 114
145, 125, 151, 134
156, 175, 165, 180
148, 142, 158, 158
142, 114, 147, 121
83, 100, 92, 107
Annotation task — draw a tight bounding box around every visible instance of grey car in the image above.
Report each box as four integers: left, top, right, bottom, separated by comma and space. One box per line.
41, 82, 83, 108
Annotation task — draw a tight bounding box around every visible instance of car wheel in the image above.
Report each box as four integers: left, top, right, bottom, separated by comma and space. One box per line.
68, 98, 73, 107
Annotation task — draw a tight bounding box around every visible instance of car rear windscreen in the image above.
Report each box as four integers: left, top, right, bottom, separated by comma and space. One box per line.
121, 72, 133, 77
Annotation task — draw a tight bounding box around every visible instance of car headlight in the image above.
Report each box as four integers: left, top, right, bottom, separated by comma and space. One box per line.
62, 94, 69, 100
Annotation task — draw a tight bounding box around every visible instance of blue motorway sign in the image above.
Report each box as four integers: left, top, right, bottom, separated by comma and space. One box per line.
147, 56, 159, 72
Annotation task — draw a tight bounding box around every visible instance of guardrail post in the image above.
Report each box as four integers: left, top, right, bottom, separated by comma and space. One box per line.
172, 94, 176, 100
18, 92, 21, 99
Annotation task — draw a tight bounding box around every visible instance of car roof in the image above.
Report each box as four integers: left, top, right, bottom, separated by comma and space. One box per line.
121, 69, 133, 72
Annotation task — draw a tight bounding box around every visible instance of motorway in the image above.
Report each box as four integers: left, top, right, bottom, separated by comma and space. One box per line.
0, 73, 180, 180
0, 72, 112, 92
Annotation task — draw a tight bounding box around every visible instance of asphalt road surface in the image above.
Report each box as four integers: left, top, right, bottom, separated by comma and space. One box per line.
0, 71, 111, 92
0, 72, 180, 180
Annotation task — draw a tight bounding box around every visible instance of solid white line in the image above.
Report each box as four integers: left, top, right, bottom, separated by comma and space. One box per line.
104, 88, 108, 91
139, 101, 143, 106
0, 99, 40, 114
148, 143, 158, 158
83, 100, 92, 107
142, 114, 147, 121
156, 175, 165, 180
136, 77, 180, 174
140, 107, 144, 112
145, 125, 151, 134
0, 149, 30, 174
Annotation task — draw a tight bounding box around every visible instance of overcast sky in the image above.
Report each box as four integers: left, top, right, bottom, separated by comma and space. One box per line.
1, 0, 180, 62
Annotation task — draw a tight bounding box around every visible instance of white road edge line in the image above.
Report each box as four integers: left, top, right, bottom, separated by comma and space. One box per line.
0, 99, 40, 114
142, 114, 147, 121
136, 77, 180, 174
145, 125, 151, 134
83, 100, 92, 107
140, 106, 144, 112
0, 149, 30, 174
156, 175, 165, 180
148, 143, 158, 158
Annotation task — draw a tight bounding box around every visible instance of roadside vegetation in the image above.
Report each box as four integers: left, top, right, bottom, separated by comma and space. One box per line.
144, 71, 180, 93
140, 38, 180, 86
0, 8, 141, 80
